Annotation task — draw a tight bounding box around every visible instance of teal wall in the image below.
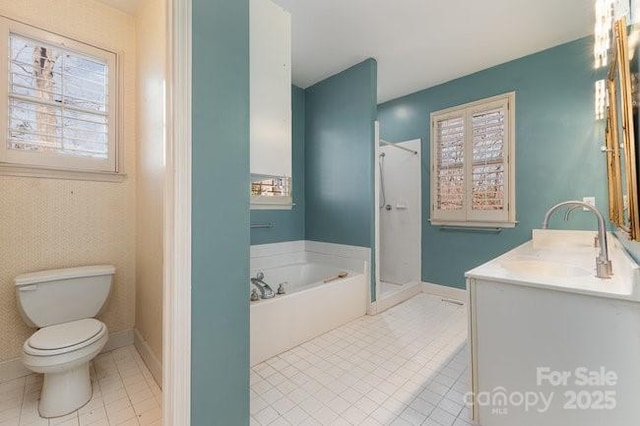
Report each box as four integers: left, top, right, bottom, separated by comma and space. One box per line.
191, 0, 249, 424
378, 37, 608, 289
304, 59, 378, 249
251, 86, 306, 245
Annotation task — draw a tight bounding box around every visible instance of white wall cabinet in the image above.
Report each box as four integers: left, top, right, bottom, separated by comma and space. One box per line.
250, 0, 292, 178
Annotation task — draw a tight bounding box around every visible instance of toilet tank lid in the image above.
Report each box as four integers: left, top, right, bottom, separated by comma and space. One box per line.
15, 265, 116, 287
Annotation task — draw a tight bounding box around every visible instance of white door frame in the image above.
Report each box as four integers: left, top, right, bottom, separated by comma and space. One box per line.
374, 121, 381, 306
163, 0, 192, 424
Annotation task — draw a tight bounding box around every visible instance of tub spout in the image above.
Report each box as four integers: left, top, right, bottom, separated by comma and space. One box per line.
251, 272, 276, 299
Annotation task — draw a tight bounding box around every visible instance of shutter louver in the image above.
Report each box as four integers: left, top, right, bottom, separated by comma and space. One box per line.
471, 107, 506, 211
435, 116, 465, 211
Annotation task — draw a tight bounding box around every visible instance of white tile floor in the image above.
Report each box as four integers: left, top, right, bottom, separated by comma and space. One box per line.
250, 294, 473, 426
0, 346, 162, 426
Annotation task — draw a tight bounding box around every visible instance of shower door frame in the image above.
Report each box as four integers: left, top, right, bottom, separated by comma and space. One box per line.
373, 122, 422, 307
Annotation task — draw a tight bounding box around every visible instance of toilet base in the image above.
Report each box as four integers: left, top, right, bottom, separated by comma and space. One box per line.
39, 362, 92, 418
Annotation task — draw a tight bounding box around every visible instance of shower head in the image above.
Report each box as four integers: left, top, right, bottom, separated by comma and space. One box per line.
379, 152, 386, 157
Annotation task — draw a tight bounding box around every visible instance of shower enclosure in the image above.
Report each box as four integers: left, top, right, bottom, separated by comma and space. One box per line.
374, 126, 422, 310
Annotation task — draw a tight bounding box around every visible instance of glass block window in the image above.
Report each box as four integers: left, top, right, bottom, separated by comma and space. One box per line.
430, 93, 515, 227
251, 176, 290, 197
251, 175, 292, 209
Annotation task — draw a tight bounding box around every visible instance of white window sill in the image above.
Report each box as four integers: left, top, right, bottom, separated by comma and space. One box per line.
250, 203, 293, 211
250, 195, 293, 210
0, 164, 126, 183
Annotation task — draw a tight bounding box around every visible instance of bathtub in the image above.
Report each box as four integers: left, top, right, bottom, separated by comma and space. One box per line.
249, 242, 369, 366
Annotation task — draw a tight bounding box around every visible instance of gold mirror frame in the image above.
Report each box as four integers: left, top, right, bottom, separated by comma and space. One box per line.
605, 17, 640, 240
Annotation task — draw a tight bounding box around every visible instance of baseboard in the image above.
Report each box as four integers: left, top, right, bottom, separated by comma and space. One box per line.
0, 328, 135, 383
421, 282, 467, 302
134, 328, 162, 387
101, 329, 135, 353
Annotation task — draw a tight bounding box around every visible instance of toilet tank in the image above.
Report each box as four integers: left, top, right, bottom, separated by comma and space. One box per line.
15, 265, 115, 328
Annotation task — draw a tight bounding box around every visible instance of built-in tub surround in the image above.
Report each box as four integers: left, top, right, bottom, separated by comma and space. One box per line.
466, 230, 640, 425
250, 241, 369, 365
0, 0, 136, 364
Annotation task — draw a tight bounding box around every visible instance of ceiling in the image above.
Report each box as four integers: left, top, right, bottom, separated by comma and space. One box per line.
273, 0, 595, 103
93, 0, 595, 103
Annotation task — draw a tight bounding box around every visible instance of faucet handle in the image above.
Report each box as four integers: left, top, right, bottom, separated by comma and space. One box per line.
256, 271, 264, 280
596, 258, 613, 279
277, 282, 287, 295
250, 289, 260, 301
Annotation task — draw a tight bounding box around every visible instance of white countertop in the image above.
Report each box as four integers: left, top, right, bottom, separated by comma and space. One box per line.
465, 230, 640, 302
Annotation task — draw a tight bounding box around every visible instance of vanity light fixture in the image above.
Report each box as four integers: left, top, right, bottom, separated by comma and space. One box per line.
595, 0, 633, 68
595, 0, 615, 68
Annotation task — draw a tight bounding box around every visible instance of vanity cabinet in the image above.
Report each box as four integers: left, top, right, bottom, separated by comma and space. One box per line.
250, 0, 292, 178
466, 230, 640, 426
467, 278, 640, 426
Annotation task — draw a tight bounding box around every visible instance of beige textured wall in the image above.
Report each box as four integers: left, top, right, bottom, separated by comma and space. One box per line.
0, 0, 137, 362
135, 0, 165, 365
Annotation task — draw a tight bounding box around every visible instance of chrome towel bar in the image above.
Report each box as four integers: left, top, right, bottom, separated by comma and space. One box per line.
251, 223, 274, 229
439, 226, 502, 233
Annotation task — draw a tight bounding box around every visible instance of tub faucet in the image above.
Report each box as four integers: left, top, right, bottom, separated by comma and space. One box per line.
542, 201, 612, 279
251, 272, 276, 299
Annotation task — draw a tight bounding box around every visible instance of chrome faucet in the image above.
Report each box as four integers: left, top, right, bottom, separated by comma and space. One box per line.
542, 201, 612, 279
250, 272, 276, 299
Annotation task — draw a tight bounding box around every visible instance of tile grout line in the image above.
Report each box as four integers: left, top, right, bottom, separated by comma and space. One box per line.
111, 347, 141, 426
17, 376, 26, 426
90, 356, 109, 426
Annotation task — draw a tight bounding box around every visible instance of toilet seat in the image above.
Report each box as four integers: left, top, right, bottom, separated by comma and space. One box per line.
24, 319, 106, 356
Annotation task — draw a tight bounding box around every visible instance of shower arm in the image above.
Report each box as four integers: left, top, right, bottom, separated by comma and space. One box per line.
380, 139, 418, 155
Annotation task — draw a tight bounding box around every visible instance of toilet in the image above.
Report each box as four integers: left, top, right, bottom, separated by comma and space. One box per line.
15, 265, 115, 418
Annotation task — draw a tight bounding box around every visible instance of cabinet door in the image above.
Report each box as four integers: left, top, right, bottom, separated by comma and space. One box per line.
250, 0, 292, 178
472, 279, 640, 426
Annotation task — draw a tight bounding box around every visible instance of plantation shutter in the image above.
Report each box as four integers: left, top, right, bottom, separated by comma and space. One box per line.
432, 114, 466, 221
430, 93, 514, 226
467, 98, 509, 222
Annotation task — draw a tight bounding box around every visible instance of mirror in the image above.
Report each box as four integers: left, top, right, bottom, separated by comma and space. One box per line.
605, 17, 640, 240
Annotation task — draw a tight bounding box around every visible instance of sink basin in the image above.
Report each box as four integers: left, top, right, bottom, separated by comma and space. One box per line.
500, 260, 592, 279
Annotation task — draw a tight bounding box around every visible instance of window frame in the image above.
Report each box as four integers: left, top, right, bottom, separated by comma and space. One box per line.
0, 18, 122, 181
430, 92, 516, 228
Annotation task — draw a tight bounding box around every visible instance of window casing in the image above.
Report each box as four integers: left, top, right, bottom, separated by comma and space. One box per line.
430, 92, 516, 227
0, 19, 119, 178
250, 174, 293, 210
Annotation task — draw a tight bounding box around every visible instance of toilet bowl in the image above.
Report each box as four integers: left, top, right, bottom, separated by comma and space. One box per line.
22, 319, 109, 417
15, 265, 115, 418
